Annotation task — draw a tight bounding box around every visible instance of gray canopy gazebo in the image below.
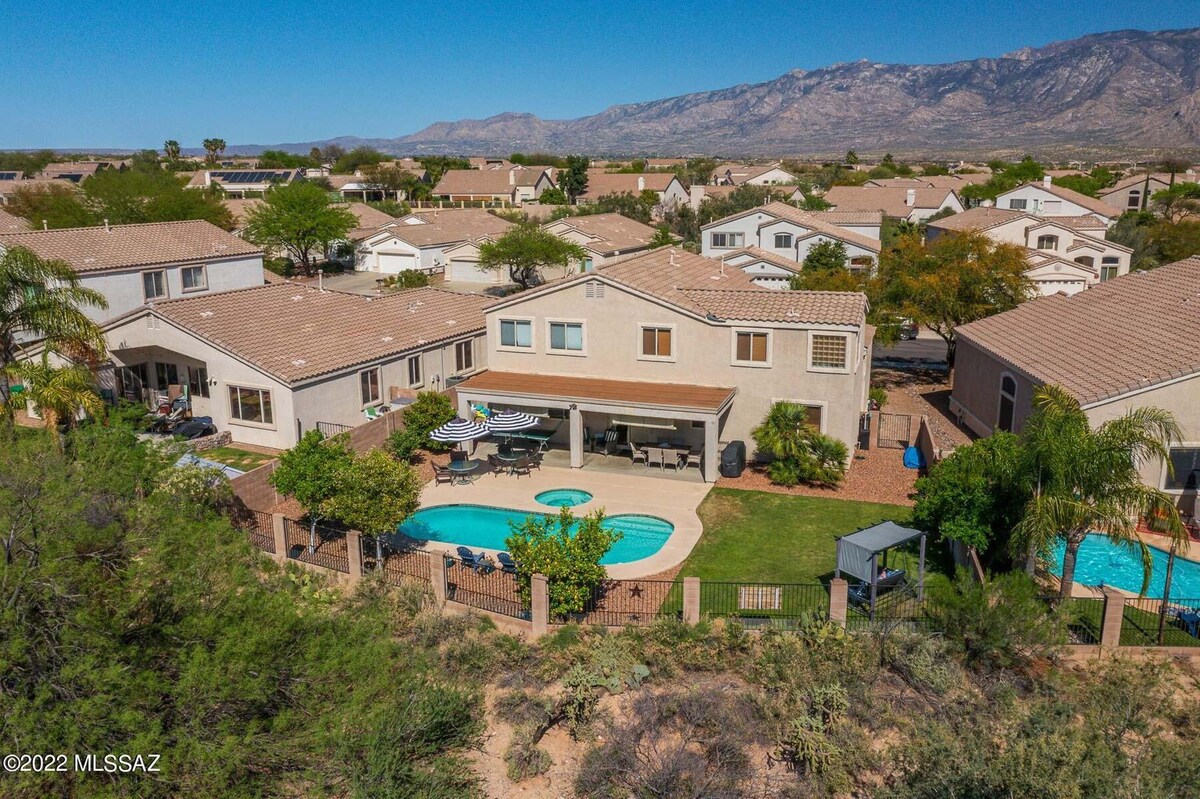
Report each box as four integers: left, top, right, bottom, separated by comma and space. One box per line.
834, 521, 927, 617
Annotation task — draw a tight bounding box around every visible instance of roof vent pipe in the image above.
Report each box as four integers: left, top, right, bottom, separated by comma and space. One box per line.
318, 269, 324, 292
103, 218, 110, 232
42, 219, 48, 230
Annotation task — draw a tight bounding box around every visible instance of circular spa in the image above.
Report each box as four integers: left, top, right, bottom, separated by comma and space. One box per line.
534, 488, 594, 507
397, 505, 675, 565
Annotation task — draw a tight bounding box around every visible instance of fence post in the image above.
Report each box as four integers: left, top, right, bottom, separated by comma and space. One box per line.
430, 550, 448, 605
271, 513, 288, 565
682, 577, 701, 624
346, 531, 363, 583
1100, 587, 1125, 650
829, 578, 848, 628
531, 573, 549, 639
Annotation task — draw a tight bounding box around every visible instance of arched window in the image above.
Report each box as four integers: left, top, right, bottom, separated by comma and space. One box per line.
1036, 234, 1058, 250
997, 374, 1017, 433
1073, 255, 1094, 268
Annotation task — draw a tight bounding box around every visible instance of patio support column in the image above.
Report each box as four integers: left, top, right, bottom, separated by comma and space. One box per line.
568, 406, 584, 468
346, 531, 363, 583
1100, 587, 1125, 651
703, 416, 719, 482
829, 578, 848, 628
682, 577, 701, 624
271, 513, 288, 565
531, 573, 549, 638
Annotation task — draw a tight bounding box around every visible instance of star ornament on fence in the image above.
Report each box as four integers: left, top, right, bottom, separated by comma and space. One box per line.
629, 584, 643, 599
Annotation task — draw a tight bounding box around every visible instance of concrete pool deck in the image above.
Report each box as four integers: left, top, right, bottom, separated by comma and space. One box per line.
411, 464, 713, 578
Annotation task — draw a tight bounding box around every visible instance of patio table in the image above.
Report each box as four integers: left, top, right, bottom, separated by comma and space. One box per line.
447, 458, 482, 485
493, 450, 523, 475
642, 443, 689, 469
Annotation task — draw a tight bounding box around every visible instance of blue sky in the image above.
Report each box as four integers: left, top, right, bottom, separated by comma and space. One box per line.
4, 0, 1200, 150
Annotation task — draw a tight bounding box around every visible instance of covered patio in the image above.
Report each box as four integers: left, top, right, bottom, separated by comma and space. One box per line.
453, 371, 736, 483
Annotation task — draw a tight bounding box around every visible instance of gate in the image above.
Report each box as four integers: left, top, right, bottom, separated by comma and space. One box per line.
877, 413, 913, 449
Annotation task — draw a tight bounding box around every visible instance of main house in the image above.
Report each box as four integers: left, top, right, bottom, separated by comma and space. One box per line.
822, 185, 964, 222
949, 257, 1200, 504
89, 283, 491, 450
355, 209, 513, 275
925, 206, 1131, 296
0, 220, 265, 324
701, 201, 882, 280
994, 177, 1115, 225
454, 247, 872, 481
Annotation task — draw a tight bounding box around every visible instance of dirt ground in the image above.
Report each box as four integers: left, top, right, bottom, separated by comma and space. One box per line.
718, 446, 919, 507
872, 368, 974, 452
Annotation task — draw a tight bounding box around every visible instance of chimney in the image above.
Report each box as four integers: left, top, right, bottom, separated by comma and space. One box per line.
1042, 175, 1052, 187
637, 176, 646, 192
509, 169, 515, 186
688, 184, 705, 209
905, 189, 916, 207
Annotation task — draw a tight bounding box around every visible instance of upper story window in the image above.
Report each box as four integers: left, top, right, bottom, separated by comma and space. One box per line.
733, 330, 769, 365
407, 355, 422, 387
997, 374, 1017, 433
1036, 234, 1058, 250
455, 340, 474, 373
1127, 190, 1141, 209
142, 270, 166, 301
228, 385, 274, 426
1008, 199, 1028, 210
809, 334, 848, 371
548, 321, 584, 353
181, 265, 207, 292
640, 326, 673, 360
360, 368, 380, 405
773, 233, 793, 249
1100, 257, 1120, 281
710, 232, 744, 249
499, 319, 533, 349
1166, 447, 1200, 491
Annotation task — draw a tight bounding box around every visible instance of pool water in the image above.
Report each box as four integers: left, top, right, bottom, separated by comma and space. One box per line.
397, 504, 674, 564
535, 488, 594, 507
1050, 534, 1200, 598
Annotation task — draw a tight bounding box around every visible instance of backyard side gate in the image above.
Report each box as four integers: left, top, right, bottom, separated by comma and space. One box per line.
877, 413, 914, 449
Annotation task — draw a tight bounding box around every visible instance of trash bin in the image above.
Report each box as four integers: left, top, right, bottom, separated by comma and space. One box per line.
720, 440, 746, 478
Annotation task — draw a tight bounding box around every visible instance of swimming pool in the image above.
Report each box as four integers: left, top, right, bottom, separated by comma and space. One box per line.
396, 504, 674, 565
1050, 534, 1200, 597
534, 488, 593, 507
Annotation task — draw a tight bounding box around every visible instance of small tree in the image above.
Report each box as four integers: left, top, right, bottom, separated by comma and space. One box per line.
269, 429, 353, 553
322, 449, 423, 563
648, 226, 675, 248
6, 352, 104, 443
558, 156, 590, 203
386, 391, 456, 459
802, 240, 848, 273
478, 222, 586, 290
505, 507, 621, 617
243, 182, 357, 275
751, 402, 848, 487
538, 187, 568, 205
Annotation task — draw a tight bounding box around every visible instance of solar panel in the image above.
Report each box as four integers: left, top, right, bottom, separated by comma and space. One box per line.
210, 170, 292, 184
0, 171, 18, 180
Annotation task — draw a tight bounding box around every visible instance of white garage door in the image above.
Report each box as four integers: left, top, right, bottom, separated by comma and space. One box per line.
377, 252, 418, 275
448, 258, 495, 283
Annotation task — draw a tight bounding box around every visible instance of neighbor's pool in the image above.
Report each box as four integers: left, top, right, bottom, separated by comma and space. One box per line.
535, 488, 594, 507
1050, 534, 1200, 597
397, 504, 674, 565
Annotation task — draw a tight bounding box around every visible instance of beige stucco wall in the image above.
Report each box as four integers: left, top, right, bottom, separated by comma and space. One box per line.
483, 279, 871, 456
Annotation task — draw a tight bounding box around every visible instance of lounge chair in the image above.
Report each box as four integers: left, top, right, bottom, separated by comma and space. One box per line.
497, 552, 518, 574
848, 569, 907, 606
457, 546, 493, 573
432, 464, 454, 485
363, 406, 380, 421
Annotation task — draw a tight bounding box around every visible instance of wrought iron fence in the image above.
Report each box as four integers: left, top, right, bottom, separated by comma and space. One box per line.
316, 421, 353, 438
552, 579, 683, 627
361, 536, 432, 587
846, 584, 933, 633
698, 581, 827, 629
444, 558, 530, 619
233, 509, 276, 554
1120, 596, 1200, 647
1046, 595, 1104, 645
283, 517, 350, 573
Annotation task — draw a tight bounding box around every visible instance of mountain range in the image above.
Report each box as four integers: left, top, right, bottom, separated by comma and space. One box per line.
231, 27, 1200, 158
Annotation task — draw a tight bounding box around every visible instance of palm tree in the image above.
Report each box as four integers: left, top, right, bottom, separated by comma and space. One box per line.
6, 351, 105, 440
1011, 385, 1187, 599
202, 138, 226, 167
163, 140, 181, 161
0, 246, 107, 409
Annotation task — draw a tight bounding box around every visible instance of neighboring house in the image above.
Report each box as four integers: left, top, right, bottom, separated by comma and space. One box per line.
687, 183, 803, 210
38, 160, 127, 182
716, 247, 805, 288
543, 212, 661, 270
355, 209, 513, 274
710, 163, 797, 185
645, 158, 688, 168
0, 220, 264, 324
467, 157, 513, 170
576, 170, 689, 210
0, 177, 78, 207
1098, 171, 1199, 214
454, 247, 872, 481
926, 206, 1130, 296
994, 177, 1115, 224
0, 170, 24, 181
700, 201, 882, 274
822, 185, 964, 221
186, 169, 297, 198
432, 167, 554, 204
949, 257, 1200, 505
864, 175, 989, 190
82, 283, 490, 450
0, 207, 29, 232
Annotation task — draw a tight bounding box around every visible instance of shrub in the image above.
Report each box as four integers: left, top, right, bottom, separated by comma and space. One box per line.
384, 270, 430, 289
868, 385, 888, 409
887, 631, 963, 695
388, 391, 456, 458
505, 507, 621, 617
752, 401, 849, 487
504, 732, 553, 781
264, 255, 294, 276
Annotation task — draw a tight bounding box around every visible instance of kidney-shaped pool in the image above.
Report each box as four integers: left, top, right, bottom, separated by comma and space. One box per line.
397, 504, 673, 565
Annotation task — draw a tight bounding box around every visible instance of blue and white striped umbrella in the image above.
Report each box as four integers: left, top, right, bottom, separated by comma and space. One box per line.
485, 409, 540, 433
429, 417, 490, 443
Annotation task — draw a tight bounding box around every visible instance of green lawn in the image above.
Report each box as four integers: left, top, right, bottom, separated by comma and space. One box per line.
200, 446, 275, 470
684, 487, 918, 585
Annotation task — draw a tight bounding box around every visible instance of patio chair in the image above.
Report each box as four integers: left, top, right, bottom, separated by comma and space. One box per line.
528, 451, 543, 471
663, 449, 681, 471
456, 546, 493, 573
630, 445, 647, 465
602, 428, 620, 455
645, 446, 664, 470
685, 447, 703, 470
486, 453, 505, 475
511, 455, 531, 478
497, 551, 518, 574
363, 406, 380, 421
432, 464, 454, 485
450, 450, 467, 466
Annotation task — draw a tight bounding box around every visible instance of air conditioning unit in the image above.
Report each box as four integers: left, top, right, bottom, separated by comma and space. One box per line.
445, 375, 467, 387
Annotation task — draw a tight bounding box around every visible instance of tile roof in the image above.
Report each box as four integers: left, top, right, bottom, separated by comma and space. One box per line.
579, 170, 680, 198
456, 370, 736, 413
720, 246, 802, 272
956, 257, 1200, 405
865, 175, 985, 189
131, 283, 492, 384
807, 209, 883, 227
0, 178, 79, 197
433, 167, 548, 195
1003, 181, 1114, 217
0, 220, 261, 273
0, 208, 29, 232
546, 212, 658, 253
1099, 172, 1197, 194
926, 206, 1027, 232
1052, 214, 1110, 231
753, 201, 882, 252
677, 288, 867, 325
368, 209, 513, 248
823, 186, 960, 217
